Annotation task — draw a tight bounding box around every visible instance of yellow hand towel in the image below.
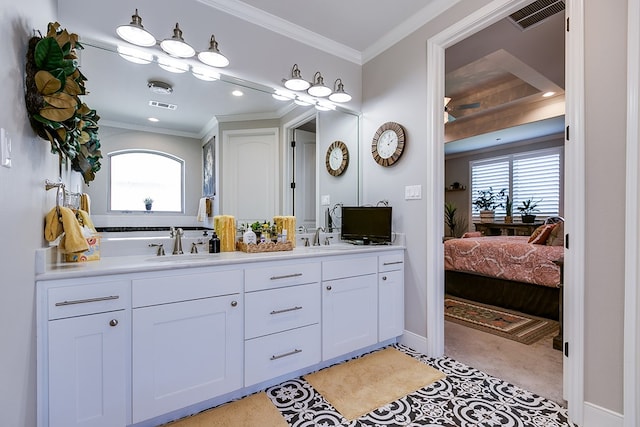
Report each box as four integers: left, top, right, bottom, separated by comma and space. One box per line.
80, 193, 91, 214
60, 207, 89, 253
75, 209, 96, 233
44, 207, 63, 242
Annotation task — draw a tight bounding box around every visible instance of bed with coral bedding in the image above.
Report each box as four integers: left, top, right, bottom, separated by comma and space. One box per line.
444, 235, 563, 320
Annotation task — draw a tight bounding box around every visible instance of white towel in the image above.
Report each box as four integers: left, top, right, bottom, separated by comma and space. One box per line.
197, 197, 207, 222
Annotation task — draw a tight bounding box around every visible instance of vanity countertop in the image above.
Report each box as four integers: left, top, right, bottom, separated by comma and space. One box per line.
36, 244, 405, 281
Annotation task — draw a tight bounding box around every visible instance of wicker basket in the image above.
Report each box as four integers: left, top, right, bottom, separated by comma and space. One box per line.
236, 241, 293, 253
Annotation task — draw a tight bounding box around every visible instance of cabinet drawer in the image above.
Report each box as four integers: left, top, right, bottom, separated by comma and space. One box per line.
48, 280, 130, 320
378, 252, 405, 272
245, 283, 320, 339
245, 324, 320, 386
322, 255, 377, 281
132, 269, 242, 307
245, 262, 320, 292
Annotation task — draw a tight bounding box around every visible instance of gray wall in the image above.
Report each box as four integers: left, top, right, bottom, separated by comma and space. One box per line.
1, 1, 58, 426
362, 0, 627, 416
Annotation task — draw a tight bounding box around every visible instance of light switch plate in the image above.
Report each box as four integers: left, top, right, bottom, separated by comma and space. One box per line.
1, 128, 11, 168
404, 185, 422, 200
321, 195, 330, 206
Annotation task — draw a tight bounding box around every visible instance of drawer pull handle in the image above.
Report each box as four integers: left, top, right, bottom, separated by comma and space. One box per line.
270, 273, 303, 280
270, 306, 302, 315
270, 349, 302, 360
109, 319, 118, 327
55, 295, 119, 307
383, 261, 403, 266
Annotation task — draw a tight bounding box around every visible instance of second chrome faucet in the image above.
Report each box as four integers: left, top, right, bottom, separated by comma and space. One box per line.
170, 226, 184, 254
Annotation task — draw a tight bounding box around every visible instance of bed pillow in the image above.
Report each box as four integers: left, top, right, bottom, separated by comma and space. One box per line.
462, 231, 482, 238
528, 224, 556, 244
546, 221, 564, 246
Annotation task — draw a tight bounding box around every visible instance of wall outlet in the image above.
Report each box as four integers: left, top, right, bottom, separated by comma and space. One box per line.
404, 185, 422, 200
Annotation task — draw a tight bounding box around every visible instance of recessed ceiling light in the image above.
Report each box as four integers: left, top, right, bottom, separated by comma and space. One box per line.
148, 117, 159, 122
232, 90, 243, 97
542, 91, 556, 97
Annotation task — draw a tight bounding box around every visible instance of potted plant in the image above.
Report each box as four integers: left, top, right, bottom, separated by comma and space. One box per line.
144, 197, 153, 211
517, 198, 541, 223
444, 202, 458, 238
504, 195, 513, 223
473, 187, 506, 223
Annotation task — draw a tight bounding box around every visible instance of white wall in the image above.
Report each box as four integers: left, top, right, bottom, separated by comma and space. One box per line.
362, 0, 627, 417
0, 1, 58, 426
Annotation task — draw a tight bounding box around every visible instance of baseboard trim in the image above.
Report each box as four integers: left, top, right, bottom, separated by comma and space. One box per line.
399, 330, 428, 354
583, 401, 623, 427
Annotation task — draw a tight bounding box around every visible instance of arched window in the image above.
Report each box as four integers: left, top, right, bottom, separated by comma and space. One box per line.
109, 150, 184, 213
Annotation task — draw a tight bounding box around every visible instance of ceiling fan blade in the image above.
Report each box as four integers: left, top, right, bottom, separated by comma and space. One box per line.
457, 102, 481, 109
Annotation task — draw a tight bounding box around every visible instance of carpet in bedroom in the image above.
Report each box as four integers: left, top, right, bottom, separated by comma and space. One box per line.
444, 295, 559, 345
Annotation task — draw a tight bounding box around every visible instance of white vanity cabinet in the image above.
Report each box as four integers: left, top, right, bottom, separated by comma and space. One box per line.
40, 279, 130, 427
321, 255, 378, 360
244, 262, 321, 386
131, 269, 243, 424
378, 251, 405, 342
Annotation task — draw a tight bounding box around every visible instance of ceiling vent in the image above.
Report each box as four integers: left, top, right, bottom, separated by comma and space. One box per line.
147, 80, 173, 95
149, 100, 177, 110
509, 0, 565, 30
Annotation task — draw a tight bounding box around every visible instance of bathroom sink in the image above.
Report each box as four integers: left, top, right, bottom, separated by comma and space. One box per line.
306, 244, 360, 250
146, 254, 216, 262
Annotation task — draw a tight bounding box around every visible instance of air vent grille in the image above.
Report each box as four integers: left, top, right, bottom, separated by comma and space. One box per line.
509, 0, 565, 30
149, 100, 177, 110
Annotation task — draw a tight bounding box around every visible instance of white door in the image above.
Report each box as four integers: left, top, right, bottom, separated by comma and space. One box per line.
322, 274, 378, 360
48, 311, 127, 427
221, 128, 279, 222
132, 295, 242, 423
294, 129, 316, 230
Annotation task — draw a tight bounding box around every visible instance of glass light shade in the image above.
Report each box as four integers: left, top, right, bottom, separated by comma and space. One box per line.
117, 45, 153, 64
116, 9, 156, 47
157, 56, 189, 73
328, 78, 352, 103
160, 23, 195, 58
284, 64, 310, 91
191, 66, 220, 81
197, 35, 229, 67
307, 72, 331, 97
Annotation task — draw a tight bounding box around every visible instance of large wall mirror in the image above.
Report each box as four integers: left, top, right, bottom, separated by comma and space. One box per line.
78, 43, 360, 228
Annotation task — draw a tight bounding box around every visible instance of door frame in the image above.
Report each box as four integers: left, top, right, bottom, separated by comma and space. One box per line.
624, 0, 640, 425
424, 0, 585, 424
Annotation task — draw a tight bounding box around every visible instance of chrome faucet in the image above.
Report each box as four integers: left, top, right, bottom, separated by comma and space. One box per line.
148, 243, 165, 256
312, 227, 325, 246
170, 227, 184, 254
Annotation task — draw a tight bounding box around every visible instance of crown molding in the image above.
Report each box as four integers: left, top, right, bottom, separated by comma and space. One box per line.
362, 0, 461, 63
198, 0, 362, 64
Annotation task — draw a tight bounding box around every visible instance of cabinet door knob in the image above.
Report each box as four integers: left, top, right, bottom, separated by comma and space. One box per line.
231, 300, 238, 307
382, 276, 387, 281
109, 319, 118, 327
326, 285, 332, 291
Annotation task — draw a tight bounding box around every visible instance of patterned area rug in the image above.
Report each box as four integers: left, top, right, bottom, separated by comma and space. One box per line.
444, 296, 559, 345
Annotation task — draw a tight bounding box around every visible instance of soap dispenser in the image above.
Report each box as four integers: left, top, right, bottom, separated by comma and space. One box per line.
243, 227, 257, 245
209, 232, 221, 253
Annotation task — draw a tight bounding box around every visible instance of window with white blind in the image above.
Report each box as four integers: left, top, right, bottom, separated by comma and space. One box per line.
470, 147, 562, 221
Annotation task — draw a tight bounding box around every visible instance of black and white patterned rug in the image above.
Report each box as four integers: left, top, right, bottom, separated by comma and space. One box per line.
265, 344, 573, 426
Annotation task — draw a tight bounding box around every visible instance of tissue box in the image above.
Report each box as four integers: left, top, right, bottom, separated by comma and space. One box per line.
65, 235, 101, 262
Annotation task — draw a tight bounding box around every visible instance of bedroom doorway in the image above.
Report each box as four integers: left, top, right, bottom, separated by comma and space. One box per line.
425, 0, 584, 423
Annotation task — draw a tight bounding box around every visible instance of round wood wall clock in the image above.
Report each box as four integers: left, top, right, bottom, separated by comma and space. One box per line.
325, 140, 349, 176
371, 122, 406, 167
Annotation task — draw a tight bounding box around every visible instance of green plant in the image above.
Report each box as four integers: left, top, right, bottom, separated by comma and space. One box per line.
444, 202, 458, 237
144, 197, 153, 205
473, 187, 506, 211
517, 198, 541, 215
25, 22, 102, 184
505, 195, 513, 216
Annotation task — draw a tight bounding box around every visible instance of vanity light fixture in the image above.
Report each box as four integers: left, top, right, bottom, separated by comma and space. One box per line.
294, 95, 315, 106
307, 72, 332, 97
328, 78, 352, 103
116, 9, 230, 72
272, 89, 296, 101
157, 56, 189, 73
197, 35, 230, 68
160, 23, 196, 58
284, 64, 311, 91
117, 45, 153, 64
191, 66, 220, 81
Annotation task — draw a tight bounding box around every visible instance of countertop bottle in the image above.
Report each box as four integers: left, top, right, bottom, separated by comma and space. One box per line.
209, 232, 221, 253
243, 228, 257, 245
